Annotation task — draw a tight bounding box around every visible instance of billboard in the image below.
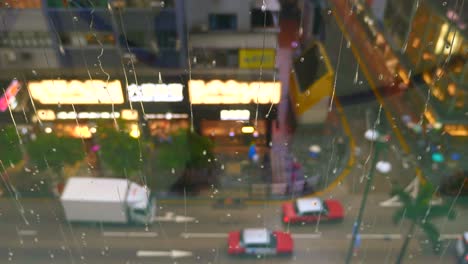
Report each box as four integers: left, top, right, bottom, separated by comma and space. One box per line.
28, 80, 124, 105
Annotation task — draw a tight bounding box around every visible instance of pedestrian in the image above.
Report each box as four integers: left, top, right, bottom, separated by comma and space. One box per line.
352, 222, 362, 256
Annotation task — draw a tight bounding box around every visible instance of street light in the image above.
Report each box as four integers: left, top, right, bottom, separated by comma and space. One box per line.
345, 129, 389, 264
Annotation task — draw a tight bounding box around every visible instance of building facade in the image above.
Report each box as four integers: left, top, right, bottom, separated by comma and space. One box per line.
0, 0, 190, 139
184, 0, 281, 147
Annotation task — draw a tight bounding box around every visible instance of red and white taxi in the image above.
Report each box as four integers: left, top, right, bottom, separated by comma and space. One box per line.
282, 198, 344, 224
228, 228, 293, 256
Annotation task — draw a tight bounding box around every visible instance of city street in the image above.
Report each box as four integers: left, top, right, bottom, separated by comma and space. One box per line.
1, 0, 466, 264
0, 194, 465, 263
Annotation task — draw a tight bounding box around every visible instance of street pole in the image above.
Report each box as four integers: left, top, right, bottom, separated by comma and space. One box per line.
345, 141, 383, 264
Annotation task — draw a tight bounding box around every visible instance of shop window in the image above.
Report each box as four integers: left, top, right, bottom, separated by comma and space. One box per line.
125, 31, 147, 48
47, 0, 108, 8
293, 45, 328, 93
209, 14, 237, 31
59, 32, 115, 47
191, 48, 238, 68
156, 31, 177, 49
124, 0, 174, 8
251, 8, 276, 28
0, 31, 52, 48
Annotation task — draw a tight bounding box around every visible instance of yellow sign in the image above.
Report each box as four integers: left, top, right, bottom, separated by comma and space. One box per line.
28, 80, 124, 105
239, 49, 275, 69
189, 80, 281, 104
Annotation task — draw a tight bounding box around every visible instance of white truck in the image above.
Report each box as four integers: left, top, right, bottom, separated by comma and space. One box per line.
60, 177, 155, 225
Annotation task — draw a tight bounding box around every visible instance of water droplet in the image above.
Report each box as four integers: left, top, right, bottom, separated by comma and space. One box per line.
52, 148, 56, 152
202, 150, 207, 155
442, 1, 447, 6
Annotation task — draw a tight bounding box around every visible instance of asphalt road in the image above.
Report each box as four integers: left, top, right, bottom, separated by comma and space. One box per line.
0, 197, 465, 263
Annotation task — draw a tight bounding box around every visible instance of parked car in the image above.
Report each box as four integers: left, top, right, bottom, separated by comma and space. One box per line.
282, 197, 344, 224
228, 228, 293, 256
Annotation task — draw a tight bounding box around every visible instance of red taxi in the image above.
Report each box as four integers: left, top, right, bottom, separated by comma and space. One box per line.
228, 228, 293, 256
282, 198, 344, 224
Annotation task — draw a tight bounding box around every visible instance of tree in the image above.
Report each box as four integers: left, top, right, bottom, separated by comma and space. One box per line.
0, 125, 23, 167
155, 130, 190, 171
392, 183, 456, 264
97, 126, 143, 177
186, 131, 215, 169
26, 133, 85, 177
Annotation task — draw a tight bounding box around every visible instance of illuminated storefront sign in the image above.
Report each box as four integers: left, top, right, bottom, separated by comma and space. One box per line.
444, 124, 468, 136
0, 80, 21, 112
28, 80, 124, 105
239, 49, 276, 69
36, 109, 56, 121
121, 109, 139, 120
189, 80, 281, 104
220, 109, 250, 120
144, 113, 189, 120
127, 83, 184, 102
56, 111, 120, 119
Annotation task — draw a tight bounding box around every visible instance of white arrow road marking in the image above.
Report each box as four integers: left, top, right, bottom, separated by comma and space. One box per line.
181, 233, 228, 239
151, 212, 196, 223
151, 212, 175, 222
18, 230, 38, 236
291, 233, 322, 239
174, 215, 196, 223
346, 234, 402, 240
136, 250, 193, 258
103, 231, 158, 238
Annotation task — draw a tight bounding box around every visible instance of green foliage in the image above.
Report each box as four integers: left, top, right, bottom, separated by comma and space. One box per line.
97, 126, 143, 176
26, 133, 85, 175
392, 183, 456, 260
155, 130, 215, 170
186, 131, 215, 169
155, 130, 190, 170
0, 126, 23, 166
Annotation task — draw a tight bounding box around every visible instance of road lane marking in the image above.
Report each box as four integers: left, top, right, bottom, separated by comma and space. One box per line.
181, 233, 228, 239
136, 250, 193, 258
441, 234, 461, 239
181, 233, 322, 239
102, 231, 158, 238
346, 234, 402, 240
18, 230, 38, 236
291, 233, 322, 239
